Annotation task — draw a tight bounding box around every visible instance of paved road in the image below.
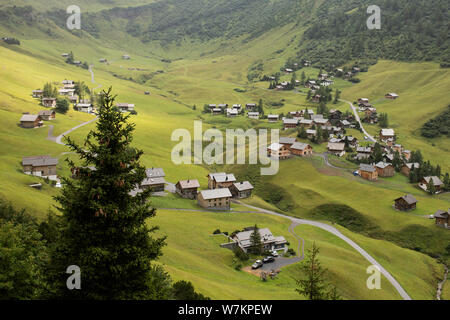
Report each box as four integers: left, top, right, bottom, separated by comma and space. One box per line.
89, 65, 103, 90
235, 201, 412, 300
53, 117, 99, 145
314, 152, 342, 169
340, 99, 376, 142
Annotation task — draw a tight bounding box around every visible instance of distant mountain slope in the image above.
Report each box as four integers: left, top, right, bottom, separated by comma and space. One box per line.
0, 0, 448, 65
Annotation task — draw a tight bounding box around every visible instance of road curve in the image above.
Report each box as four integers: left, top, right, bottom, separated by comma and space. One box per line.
53, 117, 99, 146
235, 200, 412, 300
340, 99, 376, 142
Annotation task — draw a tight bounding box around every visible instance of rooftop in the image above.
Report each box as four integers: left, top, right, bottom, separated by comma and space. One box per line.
199, 188, 232, 200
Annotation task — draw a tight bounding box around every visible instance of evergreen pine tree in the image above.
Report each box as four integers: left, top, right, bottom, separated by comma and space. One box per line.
427, 179, 436, 195
46, 88, 169, 299
249, 224, 262, 255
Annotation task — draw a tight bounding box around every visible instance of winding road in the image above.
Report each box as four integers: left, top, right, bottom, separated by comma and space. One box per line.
340, 99, 376, 142
234, 200, 412, 300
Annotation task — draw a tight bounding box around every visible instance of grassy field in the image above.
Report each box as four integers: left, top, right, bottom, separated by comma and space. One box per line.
0, 20, 448, 300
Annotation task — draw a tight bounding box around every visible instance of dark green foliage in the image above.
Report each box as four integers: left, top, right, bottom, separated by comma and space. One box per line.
378, 113, 389, 128
421, 105, 450, 138
310, 204, 379, 235
213, 228, 221, 234
172, 280, 210, 300
45, 88, 169, 299
42, 82, 58, 98
55, 98, 69, 114
0, 200, 48, 299
2, 37, 20, 45
249, 224, 262, 255
233, 246, 249, 261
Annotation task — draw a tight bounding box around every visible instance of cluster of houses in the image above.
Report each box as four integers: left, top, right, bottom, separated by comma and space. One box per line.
207, 103, 263, 119
267, 137, 313, 159
226, 226, 288, 254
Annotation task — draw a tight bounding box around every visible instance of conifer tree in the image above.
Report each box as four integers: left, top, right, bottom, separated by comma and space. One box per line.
249, 224, 262, 255
46, 88, 169, 299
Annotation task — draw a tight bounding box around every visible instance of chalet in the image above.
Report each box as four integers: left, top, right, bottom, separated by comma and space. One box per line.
32, 90, 43, 98
230, 181, 254, 199
291, 142, 313, 156
75, 103, 93, 113
20, 114, 42, 128
99, 58, 107, 63
232, 228, 287, 253
283, 118, 298, 130
268, 114, 279, 122
22, 155, 58, 178
232, 104, 242, 112
433, 210, 449, 229
226, 108, 238, 117
116, 103, 135, 112
145, 91, 150, 95
141, 168, 166, 192
356, 146, 372, 160
375, 162, 395, 177
284, 68, 293, 74
197, 188, 232, 210
289, 111, 303, 118
42, 97, 56, 108
358, 98, 369, 104
329, 109, 342, 120
37, 110, 55, 121
358, 164, 378, 181
401, 163, 420, 176
208, 104, 217, 110
247, 112, 260, 120
380, 128, 395, 141
393, 144, 403, 153
320, 79, 334, 87
402, 150, 411, 161
419, 176, 444, 193
340, 120, 351, 128
212, 108, 223, 115
175, 179, 200, 199
394, 194, 417, 211
279, 137, 296, 149
303, 109, 314, 116
385, 93, 399, 100
313, 118, 331, 127
275, 85, 284, 91
217, 103, 228, 109
207, 173, 236, 189
359, 102, 373, 110
246, 103, 257, 110
299, 119, 313, 128
311, 114, 324, 121
61, 53, 69, 58
306, 129, 317, 139
327, 142, 345, 157
364, 108, 378, 124
62, 80, 74, 85
63, 83, 75, 89
267, 143, 290, 159
305, 80, 317, 88
311, 94, 321, 103
73, 61, 82, 65
68, 95, 79, 104
122, 54, 131, 60
58, 88, 75, 96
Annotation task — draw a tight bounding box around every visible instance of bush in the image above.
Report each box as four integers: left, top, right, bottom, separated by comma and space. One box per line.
233, 246, 249, 261
287, 248, 296, 256
212, 229, 221, 234
55, 98, 69, 114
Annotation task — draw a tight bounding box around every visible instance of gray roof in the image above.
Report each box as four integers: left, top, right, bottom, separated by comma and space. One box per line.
38, 110, 55, 116
177, 179, 200, 189
327, 142, 345, 151
404, 163, 420, 169
199, 188, 232, 200
208, 172, 236, 183
279, 137, 296, 145
20, 114, 40, 122
375, 162, 392, 169
359, 163, 376, 172
357, 146, 372, 153
291, 142, 310, 150
146, 168, 165, 178
395, 194, 417, 205
233, 228, 286, 248
434, 209, 449, 219
423, 176, 443, 186
22, 155, 58, 167
141, 176, 166, 186
283, 118, 298, 124
233, 181, 254, 192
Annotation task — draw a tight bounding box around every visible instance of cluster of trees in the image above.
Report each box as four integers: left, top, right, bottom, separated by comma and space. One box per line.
306, 86, 333, 103
378, 113, 389, 127
297, 0, 449, 67
0, 88, 208, 300
65, 51, 89, 70
2, 37, 20, 45
421, 105, 450, 138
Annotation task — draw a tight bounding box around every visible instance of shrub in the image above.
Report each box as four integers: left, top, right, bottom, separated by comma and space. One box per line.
233, 246, 249, 261
212, 229, 221, 234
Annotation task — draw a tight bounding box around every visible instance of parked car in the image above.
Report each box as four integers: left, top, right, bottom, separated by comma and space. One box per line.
251, 260, 263, 269
263, 256, 275, 263
270, 250, 278, 257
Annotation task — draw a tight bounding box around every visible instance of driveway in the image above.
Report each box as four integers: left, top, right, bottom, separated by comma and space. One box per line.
340, 99, 376, 142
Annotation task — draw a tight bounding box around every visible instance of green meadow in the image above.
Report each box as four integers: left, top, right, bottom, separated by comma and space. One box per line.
0, 17, 448, 300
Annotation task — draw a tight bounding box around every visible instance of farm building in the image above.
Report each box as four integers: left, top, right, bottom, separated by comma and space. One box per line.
385, 93, 399, 100
375, 162, 395, 177
267, 143, 290, 159
62, 80, 74, 85
327, 142, 345, 157
75, 103, 93, 113
279, 137, 296, 149
245, 103, 257, 110
42, 97, 56, 108
290, 142, 313, 156
116, 103, 135, 112
197, 188, 232, 210
232, 228, 287, 253
306, 129, 317, 139
268, 114, 279, 122
58, 88, 75, 96
358, 164, 378, 181
207, 173, 236, 189
175, 179, 200, 199
283, 118, 298, 130
247, 112, 260, 119
419, 176, 444, 193
380, 128, 395, 141
433, 210, 449, 229
212, 108, 223, 115
230, 181, 254, 199
141, 167, 166, 192
38, 110, 55, 121
22, 155, 58, 178
394, 194, 417, 211
20, 114, 42, 128
401, 163, 420, 176
32, 90, 43, 98
226, 108, 238, 117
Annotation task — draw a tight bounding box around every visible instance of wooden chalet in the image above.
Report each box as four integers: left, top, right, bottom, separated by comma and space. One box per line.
207, 173, 236, 189
175, 179, 200, 199
433, 210, 449, 229
230, 181, 254, 199
290, 142, 313, 156
37, 110, 56, 121
394, 194, 417, 211
375, 162, 394, 177
267, 143, 290, 159
401, 163, 420, 176
42, 97, 56, 108
197, 188, 232, 210
20, 114, 42, 128
358, 164, 378, 181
